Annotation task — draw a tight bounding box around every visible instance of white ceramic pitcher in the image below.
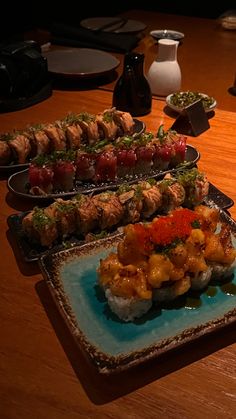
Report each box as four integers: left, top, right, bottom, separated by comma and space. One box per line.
147, 38, 181, 96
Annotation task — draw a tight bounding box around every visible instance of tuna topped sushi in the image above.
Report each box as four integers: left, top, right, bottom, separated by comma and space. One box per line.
97, 206, 236, 322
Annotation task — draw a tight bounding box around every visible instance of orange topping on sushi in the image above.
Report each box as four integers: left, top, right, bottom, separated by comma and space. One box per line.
134, 208, 200, 251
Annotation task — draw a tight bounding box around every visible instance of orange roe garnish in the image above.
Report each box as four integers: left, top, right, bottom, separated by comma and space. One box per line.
133, 223, 153, 253
150, 208, 200, 245
134, 208, 200, 250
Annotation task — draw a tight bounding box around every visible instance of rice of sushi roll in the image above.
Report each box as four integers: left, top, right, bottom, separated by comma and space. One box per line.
209, 259, 236, 282
190, 266, 213, 290
152, 277, 191, 302
105, 289, 152, 322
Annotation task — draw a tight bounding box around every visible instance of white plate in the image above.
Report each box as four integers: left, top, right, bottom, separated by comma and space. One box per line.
150, 29, 185, 41
166, 92, 217, 113
43, 48, 120, 79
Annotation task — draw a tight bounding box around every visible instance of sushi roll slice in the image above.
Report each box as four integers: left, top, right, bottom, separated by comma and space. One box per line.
92, 192, 124, 230
152, 277, 191, 302
44, 123, 67, 151
27, 124, 51, 158
60, 113, 83, 150
141, 181, 163, 219
9, 132, 31, 164
204, 223, 236, 282
116, 147, 137, 178
176, 168, 209, 208
96, 109, 119, 140
0, 138, 11, 165
94, 150, 117, 182
152, 142, 172, 171
98, 253, 152, 322
135, 144, 155, 175
118, 185, 143, 224
75, 151, 96, 181
112, 109, 135, 136
22, 206, 58, 248
28, 156, 54, 195
52, 151, 76, 192
74, 195, 100, 236
159, 177, 186, 213
50, 199, 77, 239
76, 112, 99, 145
190, 267, 213, 290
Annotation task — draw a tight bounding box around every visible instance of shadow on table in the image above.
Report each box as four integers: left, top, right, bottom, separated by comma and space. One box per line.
35, 278, 236, 405
49, 70, 118, 91
6, 228, 40, 276
163, 105, 216, 120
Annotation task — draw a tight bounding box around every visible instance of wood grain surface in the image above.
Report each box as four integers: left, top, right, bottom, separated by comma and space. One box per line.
0, 87, 235, 419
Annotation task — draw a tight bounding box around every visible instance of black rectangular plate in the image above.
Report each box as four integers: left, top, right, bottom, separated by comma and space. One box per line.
7, 183, 234, 263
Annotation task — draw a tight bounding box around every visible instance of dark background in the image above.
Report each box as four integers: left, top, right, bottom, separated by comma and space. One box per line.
1, 1, 235, 42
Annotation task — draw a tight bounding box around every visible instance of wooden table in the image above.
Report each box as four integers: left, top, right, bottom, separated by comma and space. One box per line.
0, 87, 235, 418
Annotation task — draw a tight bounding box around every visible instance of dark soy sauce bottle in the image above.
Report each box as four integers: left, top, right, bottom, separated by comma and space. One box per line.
112, 52, 152, 116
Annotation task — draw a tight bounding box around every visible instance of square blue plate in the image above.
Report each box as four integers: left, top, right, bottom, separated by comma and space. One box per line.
39, 208, 236, 374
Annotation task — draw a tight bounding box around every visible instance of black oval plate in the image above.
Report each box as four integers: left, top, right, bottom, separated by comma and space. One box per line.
0, 119, 145, 174
7, 144, 200, 202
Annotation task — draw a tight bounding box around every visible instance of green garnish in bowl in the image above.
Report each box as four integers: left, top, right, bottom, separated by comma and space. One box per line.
167, 91, 216, 112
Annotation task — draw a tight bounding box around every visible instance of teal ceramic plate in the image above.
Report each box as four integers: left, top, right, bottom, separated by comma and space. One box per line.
39, 208, 236, 374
